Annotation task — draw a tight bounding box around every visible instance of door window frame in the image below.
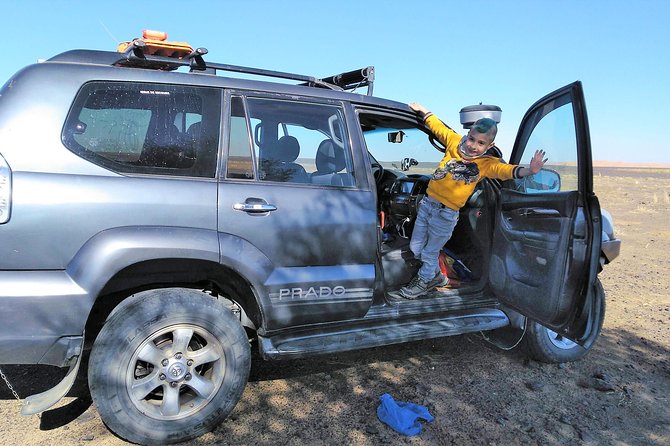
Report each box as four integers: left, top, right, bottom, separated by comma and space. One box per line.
221, 90, 362, 189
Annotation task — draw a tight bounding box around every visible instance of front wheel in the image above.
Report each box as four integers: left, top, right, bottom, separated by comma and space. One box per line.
524, 279, 606, 363
88, 288, 251, 445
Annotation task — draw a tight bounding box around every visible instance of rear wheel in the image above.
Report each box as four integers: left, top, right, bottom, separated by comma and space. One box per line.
88, 288, 250, 445
524, 279, 606, 363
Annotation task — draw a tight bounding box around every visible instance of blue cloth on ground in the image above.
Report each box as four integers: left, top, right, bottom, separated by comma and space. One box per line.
376, 393, 434, 436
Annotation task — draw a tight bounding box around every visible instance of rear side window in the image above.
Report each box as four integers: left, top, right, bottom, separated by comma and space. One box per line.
227, 95, 355, 187
63, 82, 221, 178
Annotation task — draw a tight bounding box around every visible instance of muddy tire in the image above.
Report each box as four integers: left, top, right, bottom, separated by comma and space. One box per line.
88, 288, 250, 445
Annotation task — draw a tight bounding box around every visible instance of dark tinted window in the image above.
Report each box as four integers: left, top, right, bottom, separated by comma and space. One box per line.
63, 82, 221, 178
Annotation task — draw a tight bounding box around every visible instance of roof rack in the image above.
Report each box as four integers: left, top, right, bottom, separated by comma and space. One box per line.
88, 38, 374, 96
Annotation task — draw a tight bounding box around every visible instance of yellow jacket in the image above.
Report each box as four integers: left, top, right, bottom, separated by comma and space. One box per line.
424, 114, 519, 210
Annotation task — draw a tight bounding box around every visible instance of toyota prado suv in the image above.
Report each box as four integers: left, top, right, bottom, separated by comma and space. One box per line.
0, 31, 620, 444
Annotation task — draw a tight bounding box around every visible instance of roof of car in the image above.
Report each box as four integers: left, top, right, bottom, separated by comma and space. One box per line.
43, 47, 412, 115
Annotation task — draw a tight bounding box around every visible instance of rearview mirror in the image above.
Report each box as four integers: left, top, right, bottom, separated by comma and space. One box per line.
387, 131, 405, 143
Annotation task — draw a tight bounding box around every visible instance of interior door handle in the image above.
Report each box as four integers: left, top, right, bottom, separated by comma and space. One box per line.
233, 202, 277, 213
515, 208, 561, 217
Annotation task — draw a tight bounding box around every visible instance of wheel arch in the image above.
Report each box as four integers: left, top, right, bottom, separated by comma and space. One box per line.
84, 258, 263, 346
66, 227, 265, 337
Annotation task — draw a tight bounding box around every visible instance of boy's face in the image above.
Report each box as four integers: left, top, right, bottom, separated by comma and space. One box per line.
459, 129, 495, 159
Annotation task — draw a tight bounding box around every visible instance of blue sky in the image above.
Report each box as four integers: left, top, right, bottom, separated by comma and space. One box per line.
2, 1, 668, 164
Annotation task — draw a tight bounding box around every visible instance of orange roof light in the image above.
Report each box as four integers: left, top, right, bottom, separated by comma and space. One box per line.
117, 30, 193, 59
142, 30, 168, 41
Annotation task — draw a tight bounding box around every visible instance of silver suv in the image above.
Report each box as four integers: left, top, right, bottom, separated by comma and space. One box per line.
0, 32, 620, 444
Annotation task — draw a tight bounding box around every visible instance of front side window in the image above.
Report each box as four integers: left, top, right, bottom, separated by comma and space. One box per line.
226, 96, 354, 187
63, 82, 221, 178
359, 111, 444, 177
362, 125, 440, 167
509, 94, 577, 193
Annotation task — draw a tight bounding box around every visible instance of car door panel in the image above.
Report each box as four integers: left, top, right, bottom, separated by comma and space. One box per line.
490, 81, 599, 341
219, 92, 378, 331
491, 190, 579, 323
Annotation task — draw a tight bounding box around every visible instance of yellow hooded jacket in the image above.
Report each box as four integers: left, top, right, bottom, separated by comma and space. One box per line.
424, 114, 520, 210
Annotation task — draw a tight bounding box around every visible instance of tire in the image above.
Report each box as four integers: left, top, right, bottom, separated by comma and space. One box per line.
88, 288, 251, 445
524, 279, 606, 363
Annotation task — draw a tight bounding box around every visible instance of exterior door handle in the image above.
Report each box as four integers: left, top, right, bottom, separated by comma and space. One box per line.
233, 202, 277, 213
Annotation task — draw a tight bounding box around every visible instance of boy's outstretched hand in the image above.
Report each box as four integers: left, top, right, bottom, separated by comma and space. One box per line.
529, 149, 548, 174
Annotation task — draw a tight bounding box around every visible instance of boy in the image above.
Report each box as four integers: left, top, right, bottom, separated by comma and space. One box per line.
394, 102, 547, 300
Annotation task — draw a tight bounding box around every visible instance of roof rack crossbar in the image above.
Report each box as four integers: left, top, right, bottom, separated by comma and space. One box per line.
198, 62, 340, 90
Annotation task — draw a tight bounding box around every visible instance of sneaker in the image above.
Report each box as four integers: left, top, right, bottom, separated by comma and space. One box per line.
398, 275, 430, 300
426, 272, 448, 290
386, 275, 420, 302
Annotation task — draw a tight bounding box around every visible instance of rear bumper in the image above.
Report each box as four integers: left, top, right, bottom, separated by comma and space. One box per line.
0, 271, 91, 366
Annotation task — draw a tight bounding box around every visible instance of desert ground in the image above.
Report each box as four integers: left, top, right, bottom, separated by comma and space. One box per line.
0, 167, 668, 446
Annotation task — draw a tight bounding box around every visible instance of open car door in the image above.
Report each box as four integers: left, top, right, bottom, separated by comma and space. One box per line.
489, 81, 603, 347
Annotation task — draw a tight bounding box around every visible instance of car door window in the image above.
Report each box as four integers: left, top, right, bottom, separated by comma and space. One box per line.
227, 97, 355, 187
363, 124, 442, 169
63, 82, 221, 178
511, 95, 577, 193
226, 96, 255, 180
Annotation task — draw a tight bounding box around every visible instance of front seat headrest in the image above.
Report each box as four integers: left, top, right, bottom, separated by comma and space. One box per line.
315, 139, 345, 174
272, 136, 301, 162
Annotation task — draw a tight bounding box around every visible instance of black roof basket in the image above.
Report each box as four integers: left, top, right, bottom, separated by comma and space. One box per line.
50, 41, 376, 96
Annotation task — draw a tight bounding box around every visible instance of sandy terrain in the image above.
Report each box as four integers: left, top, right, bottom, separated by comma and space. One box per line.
0, 167, 668, 446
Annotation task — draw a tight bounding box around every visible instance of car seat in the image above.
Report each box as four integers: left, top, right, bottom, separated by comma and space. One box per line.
139, 123, 194, 168
310, 139, 353, 186
260, 135, 308, 183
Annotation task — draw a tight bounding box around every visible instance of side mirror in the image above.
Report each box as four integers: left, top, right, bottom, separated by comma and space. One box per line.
387, 130, 406, 143
400, 157, 419, 171
514, 168, 561, 194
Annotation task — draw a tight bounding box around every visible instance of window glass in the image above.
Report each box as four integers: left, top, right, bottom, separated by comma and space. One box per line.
173, 112, 202, 133
363, 126, 442, 167
359, 112, 444, 176
63, 82, 221, 178
241, 98, 354, 186
227, 96, 254, 179
515, 95, 579, 193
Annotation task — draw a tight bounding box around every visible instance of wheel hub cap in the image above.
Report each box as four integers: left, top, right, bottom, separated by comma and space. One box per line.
167, 362, 187, 380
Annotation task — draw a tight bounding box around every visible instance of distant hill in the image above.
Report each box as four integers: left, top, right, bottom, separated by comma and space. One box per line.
379, 160, 670, 169
592, 160, 670, 168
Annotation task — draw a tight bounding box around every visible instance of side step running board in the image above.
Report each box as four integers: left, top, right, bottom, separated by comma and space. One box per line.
259, 308, 509, 360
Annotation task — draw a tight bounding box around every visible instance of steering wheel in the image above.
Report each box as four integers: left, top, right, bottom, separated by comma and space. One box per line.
371, 160, 384, 183
429, 135, 446, 153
